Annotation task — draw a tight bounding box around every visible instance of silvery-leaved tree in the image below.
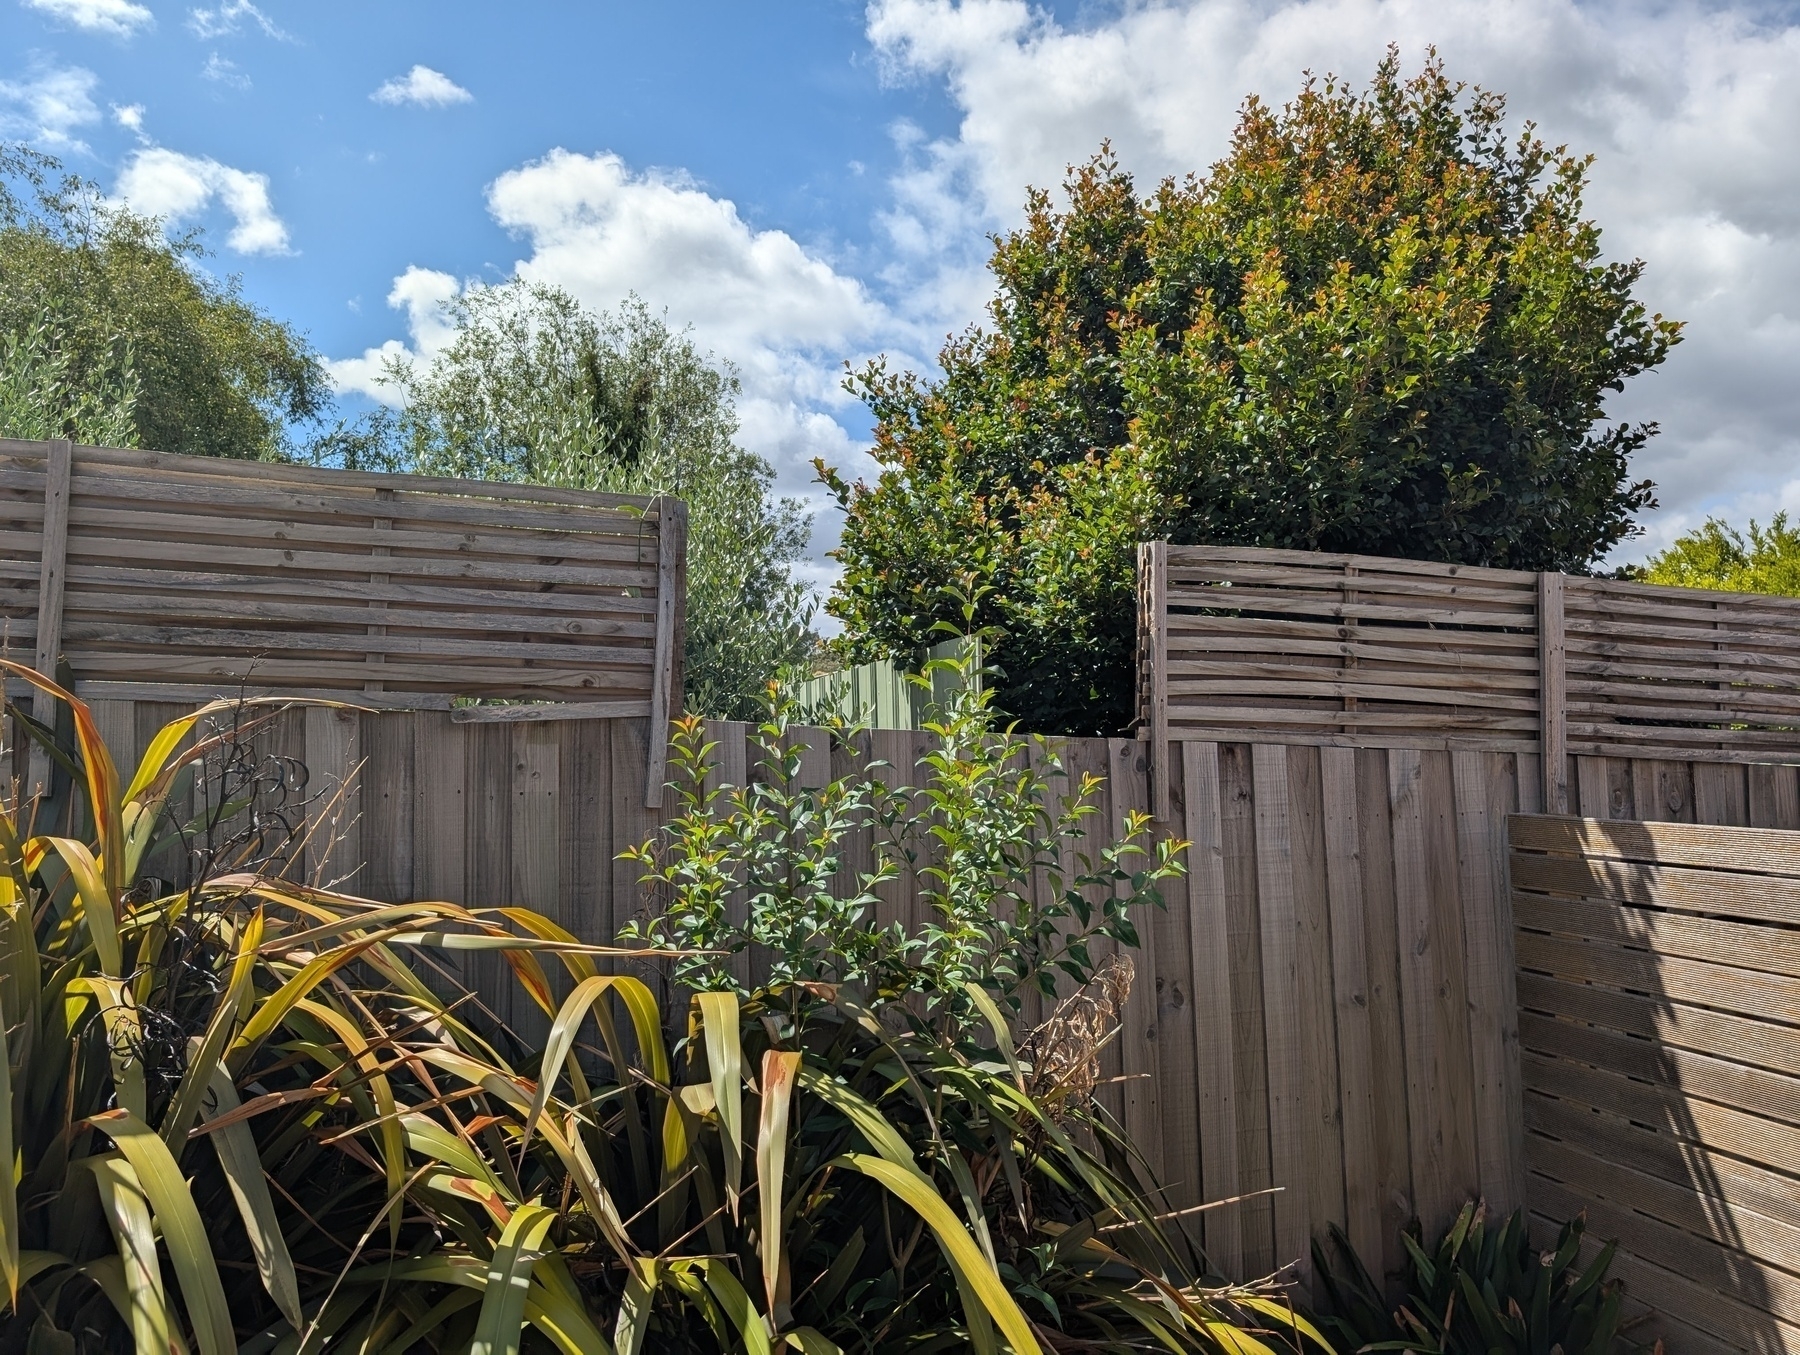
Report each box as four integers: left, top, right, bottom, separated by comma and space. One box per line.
319, 281, 815, 721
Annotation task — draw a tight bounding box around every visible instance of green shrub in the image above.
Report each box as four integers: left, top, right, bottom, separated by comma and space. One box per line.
1311, 1202, 1627, 1355
623, 636, 1182, 1013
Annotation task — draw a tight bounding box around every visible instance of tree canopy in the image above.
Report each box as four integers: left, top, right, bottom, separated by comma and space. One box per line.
1638, 515, 1800, 597
822, 53, 1684, 735
331, 281, 815, 720
0, 146, 329, 459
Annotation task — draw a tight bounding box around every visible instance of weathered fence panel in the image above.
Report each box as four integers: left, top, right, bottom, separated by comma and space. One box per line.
0, 437, 685, 708
1139, 543, 1800, 818
0, 438, 687, 800
1511, 814, 1800, 1355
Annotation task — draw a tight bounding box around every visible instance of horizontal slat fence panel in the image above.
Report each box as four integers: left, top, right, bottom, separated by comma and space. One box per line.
1512, 813, 1800, 1353
1153, 546, 1542, 755
1564, 576, 1800, 760
1140, 544, 1800, 813
0, 438, 683, 716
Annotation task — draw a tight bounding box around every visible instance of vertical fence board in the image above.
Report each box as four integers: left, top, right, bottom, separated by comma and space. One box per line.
1453, 751, 1519, 1213
361, 712, 414, 903
1516, 752, 1544, 815
1253, 744, 1308, 1279
560, 717, 610, 947
705, 720, 752, 992
1152, 750, 1200, 1222
1694, 761, 1749, 826
413, 712, 466, 907
1749, 764, 1800, 831
304, 705, 363, 892
1321, 747, 1382, 1267
465, 720, 513, 1031
90, 699, 134, 783
1388, 749, 1452, 1230
1356, 749, 1413, 1285
1575, 756, 1608, 819
1288, 745, 1346, 1262
1421, 751, 1480, 1215
1483, 751, 1526, 1213
1078, 737, 1126, 1127
512, 722, 561, 911
1113, 737, 1163, 1188
1183, 741, 1241, 1277
1221, 742, 1274, 1275
133, 701, 186, 884
609, 719, 658, 981
511, 721, 560, 1046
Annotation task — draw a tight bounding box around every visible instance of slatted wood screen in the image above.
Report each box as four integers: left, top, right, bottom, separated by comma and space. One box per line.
0, 439, 687, 802
1512, 814, 1800, 1355
1145, 544, 1543, 751
1563, 576, 1800, 761
0, 438, 685, 716
1140, 544, 1800, 818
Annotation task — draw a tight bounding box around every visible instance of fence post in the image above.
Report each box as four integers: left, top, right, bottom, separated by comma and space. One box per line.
644, 498, 688, 809
1538, 571, 1568, 814
1140, 541, 1171, 821
28, 439, 72, 799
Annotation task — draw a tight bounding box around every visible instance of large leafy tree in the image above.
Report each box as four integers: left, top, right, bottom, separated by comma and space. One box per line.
822, 53, 1684, 735
0, 146, 330, 460
331, 281, 815, 720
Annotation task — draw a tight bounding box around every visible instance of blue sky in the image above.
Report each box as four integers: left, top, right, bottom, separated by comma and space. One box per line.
4, 0, 1799, 595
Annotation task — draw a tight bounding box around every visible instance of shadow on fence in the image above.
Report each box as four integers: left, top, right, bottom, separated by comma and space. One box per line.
1512, 813, 1798, 1355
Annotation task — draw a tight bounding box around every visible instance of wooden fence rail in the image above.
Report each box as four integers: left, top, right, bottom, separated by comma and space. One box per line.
1138, 544, 1800, 820
1512, 814, 1800, 1355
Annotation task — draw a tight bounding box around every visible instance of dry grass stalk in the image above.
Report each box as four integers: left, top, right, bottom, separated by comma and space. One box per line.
1023, 951, 1133, 1117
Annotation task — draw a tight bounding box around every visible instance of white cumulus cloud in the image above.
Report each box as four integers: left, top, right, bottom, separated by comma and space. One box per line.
486, 148, 904, 509
326, 265, 462, 402
0, 60, 100, 150
113, 146, 289, 254
864, 0, 1800, 562
21, 0, 152, 37
490, 149, 887, 359
371, 65, 473, 108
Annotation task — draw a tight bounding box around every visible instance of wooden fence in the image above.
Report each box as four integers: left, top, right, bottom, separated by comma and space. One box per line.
0, 438, 688, 799
1138, 543, 1800, 818
90, 695, 1544, 1285
1512, 814, 1800, 1355
84, 684, 1800, 1326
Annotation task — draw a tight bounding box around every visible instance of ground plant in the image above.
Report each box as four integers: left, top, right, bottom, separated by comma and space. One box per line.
0, 662, 1314, 1354
1311, 1203, 1627, 1355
